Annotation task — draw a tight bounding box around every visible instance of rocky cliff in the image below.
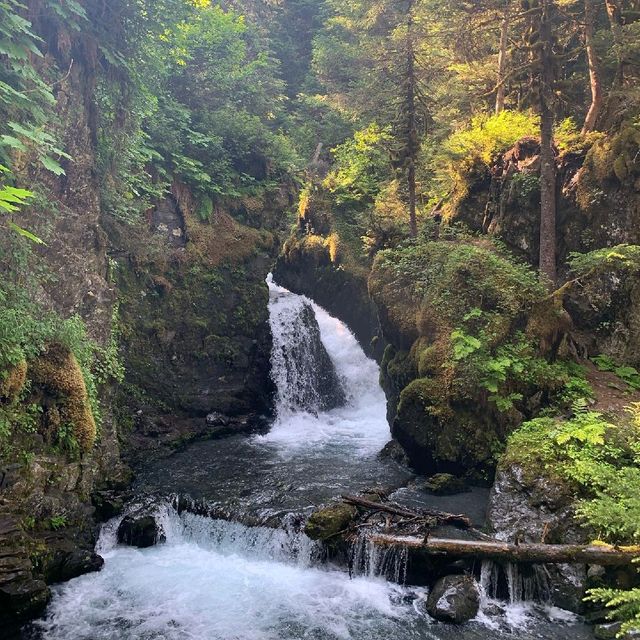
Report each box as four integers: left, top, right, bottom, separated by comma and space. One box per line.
0, 5, 290, 630
274, 123, 640, 480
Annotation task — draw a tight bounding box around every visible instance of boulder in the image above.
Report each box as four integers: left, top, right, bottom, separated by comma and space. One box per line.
43, 546, 104, 584
426, 575, 480, 624
488, 462, 589, 612
117, 513, 164, 548
378, 440, 410, 466
422, 474, 468, 496
304, 503, 358, 541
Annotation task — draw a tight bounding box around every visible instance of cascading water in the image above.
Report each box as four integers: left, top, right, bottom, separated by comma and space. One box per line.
268, 276, 346, 415
25, 278, 595, 640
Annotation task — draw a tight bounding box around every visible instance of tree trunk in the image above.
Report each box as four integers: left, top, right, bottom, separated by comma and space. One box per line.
370, 534, 640, 565
582, 0, 604, 133
495, 10, 510, 114
406, 3, 418, 238
605, 0, 625, 83
538, 0, 557, 288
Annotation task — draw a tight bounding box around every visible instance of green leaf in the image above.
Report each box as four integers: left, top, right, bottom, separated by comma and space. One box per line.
8, 221, 45, 244
1, 135, 27, 151
40, 155, 66, 175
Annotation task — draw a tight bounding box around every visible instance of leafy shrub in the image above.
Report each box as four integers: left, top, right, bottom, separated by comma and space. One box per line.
434, 111, 539, 212
324, 125, 392, 206
504, 408, 640, 542
592, 354, 640, 391
568, 244, 640, 280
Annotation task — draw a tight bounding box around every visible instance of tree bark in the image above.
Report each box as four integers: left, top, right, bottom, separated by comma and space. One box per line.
370, 534, 640, 565
538, 0, 557, 288
495, 9, 510, 114
582, 0, 604, 133
406, 4, 418, 238
605, 0, 625, 83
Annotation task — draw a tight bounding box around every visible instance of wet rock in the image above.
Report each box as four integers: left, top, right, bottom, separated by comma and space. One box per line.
422, 474, 468, 496
92, 490, 126, 521
206, 412, 230, 427
304, 503, 358, 541
488, 463, 590, 612
117, 513, 165, 548
0, 515, 50, 626
42, 544, 104, 584
426, 575, 480, 624
595, 623, 623, 640
379, 440, 410, 466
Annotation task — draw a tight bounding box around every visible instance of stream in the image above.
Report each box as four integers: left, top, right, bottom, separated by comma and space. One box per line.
25, 278, 595, 639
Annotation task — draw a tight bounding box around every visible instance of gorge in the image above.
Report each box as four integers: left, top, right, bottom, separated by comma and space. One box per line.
2, 0, 640, 638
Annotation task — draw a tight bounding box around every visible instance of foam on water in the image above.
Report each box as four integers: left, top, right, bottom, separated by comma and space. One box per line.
35, 507, 418, 640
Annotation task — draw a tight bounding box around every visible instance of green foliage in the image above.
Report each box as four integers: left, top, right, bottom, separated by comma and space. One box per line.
373, 237, 575, 412
442, 111, 540, 168
450, 329, 482, 360
586, 584, 640, 637
48, 515, 68, 531
505, 408, 640, 543
0, 283, 124, 452
434, 111, 539, 208
377, 236, 545, 326
568, 245, 640, 279
324, 125, 392, 206
592, 354, 640, 391
510, 172, 540, 206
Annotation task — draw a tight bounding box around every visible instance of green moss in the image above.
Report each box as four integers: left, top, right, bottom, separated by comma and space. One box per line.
0, 360, 27, 402
578, 123, 640, 208
304, 503, 358, 541
29, 344, 96, 454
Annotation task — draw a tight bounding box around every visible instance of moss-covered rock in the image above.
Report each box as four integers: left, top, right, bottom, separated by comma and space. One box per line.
29, 344, 96, 453
370, 237, 563, 477
0, 360, 27, 403
273, 186, 383, 360
421, 473, 467, 496
304, 503, 358, 541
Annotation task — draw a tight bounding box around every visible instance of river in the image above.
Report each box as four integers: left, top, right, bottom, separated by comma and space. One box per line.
25, 278, 594, 640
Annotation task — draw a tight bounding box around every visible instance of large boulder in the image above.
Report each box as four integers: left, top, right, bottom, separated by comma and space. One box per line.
426, 575, 480, 624
117, 513, 165, 548
488, 461, 589, 612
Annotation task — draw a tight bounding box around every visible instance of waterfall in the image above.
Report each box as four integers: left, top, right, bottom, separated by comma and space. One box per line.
30, 281, 592, 640
350, 532, 409, 584
268, 274, 346, 416
479, 560, 553, 605
258, 276, 391, 455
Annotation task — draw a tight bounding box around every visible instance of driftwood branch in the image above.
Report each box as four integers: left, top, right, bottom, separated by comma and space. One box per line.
341, 495, 473, 530
370, 534, 640, 566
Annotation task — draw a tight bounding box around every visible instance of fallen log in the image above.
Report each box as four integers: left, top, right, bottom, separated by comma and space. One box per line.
370, 534, 640, 566
341, 495, 473, 530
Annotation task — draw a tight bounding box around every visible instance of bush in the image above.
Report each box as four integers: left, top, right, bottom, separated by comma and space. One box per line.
434, 111, 539, 212
323, 124, 392, 206
503, 408, 640, 542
